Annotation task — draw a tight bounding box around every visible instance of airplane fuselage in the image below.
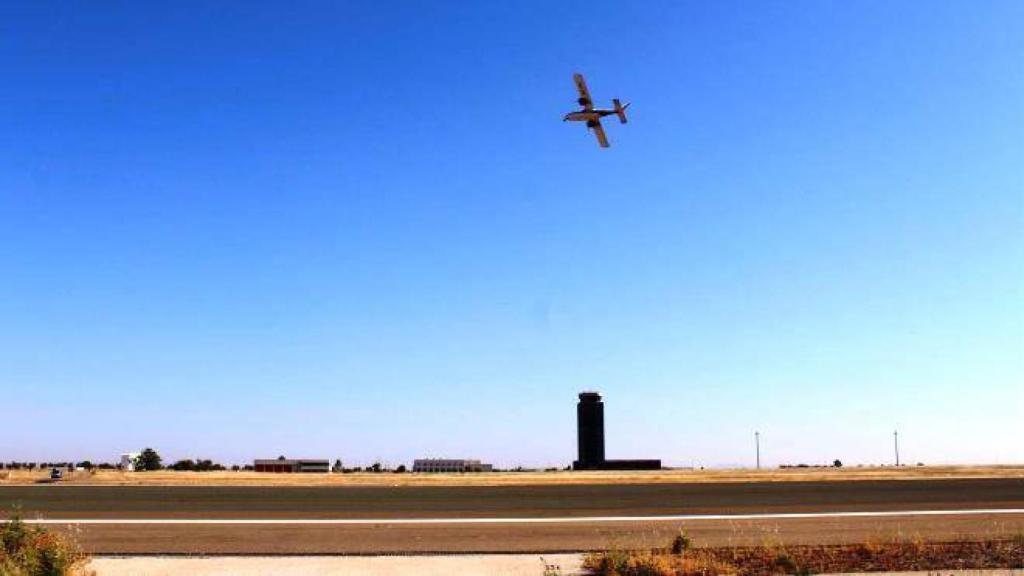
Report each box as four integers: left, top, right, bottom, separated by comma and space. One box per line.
563, 109, 617, 122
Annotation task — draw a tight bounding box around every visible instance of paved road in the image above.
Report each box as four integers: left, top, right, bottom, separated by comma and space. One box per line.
3, 478, 1022, 553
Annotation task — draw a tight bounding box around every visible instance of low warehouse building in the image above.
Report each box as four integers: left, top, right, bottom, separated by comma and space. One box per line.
254, 458, 330, 473
413, 459, 493, 473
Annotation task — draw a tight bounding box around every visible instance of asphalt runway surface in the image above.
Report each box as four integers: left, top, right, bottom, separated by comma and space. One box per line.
3, 478, 1023, 553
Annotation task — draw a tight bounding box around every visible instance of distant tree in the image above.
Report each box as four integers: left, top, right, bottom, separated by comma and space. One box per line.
833, 459, 843, 468
134, 448, 163, 471
76, 461, 93, 470
394, 465, 407, 473
277, 455, 286, 460
231, 465, 240, 472
195, 459, 225, 471
333, 459, 343, 473
242, 465, 254, 471
171, 459, 197, 471
369, 462, 382, 473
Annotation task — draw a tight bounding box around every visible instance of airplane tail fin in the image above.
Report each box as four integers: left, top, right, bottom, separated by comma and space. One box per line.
613, 99, 629, 124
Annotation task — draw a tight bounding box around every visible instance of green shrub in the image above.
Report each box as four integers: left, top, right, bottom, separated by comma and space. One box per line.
0, 514, 90, 576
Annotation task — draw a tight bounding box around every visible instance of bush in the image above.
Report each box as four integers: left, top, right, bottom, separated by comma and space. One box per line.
0, 514, 91, 575
774, 551, 809, 575
670, 531, 692, 554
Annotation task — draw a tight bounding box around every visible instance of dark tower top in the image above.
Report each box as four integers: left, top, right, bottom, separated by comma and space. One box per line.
576, 391, 605, 468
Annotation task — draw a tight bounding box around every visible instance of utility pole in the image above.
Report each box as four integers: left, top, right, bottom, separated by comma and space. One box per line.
755, 431, 761, 470
893, 429, 900, 467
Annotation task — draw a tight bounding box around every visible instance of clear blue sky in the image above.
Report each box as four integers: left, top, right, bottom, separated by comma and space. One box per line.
2, 1, 1021, 468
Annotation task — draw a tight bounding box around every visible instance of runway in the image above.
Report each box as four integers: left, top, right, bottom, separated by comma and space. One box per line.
21, 508, 1024, 524
3, 478, 1023, 553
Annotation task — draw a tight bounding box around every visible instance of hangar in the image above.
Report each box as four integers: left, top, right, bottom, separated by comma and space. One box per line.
253, 458, 330, 473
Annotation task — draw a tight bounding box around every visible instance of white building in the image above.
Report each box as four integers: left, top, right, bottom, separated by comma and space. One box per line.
413, 459, 493, 473
120, 452, 140, 472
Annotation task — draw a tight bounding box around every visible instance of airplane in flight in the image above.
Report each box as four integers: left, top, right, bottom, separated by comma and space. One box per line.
563, 73, 629, 148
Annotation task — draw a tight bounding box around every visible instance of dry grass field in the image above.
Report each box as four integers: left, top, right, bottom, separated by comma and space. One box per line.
582, 534, 1024, 575
2, 465, 1022, 487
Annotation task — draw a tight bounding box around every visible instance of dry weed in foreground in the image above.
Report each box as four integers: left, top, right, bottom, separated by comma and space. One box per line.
0, 514, 93, 576
581, 533, 1024, 575
583, 547, 735, 576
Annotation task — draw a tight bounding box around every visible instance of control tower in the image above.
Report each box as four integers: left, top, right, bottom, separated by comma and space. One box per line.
572, 391, 661, 471
574, 392, 605, 469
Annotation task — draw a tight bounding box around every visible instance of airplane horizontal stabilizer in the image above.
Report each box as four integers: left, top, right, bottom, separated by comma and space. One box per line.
613, 99, 629, 124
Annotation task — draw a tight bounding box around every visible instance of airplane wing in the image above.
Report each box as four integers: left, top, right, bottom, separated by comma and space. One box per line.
573, 73, 594, 110
590, 119, 609, 148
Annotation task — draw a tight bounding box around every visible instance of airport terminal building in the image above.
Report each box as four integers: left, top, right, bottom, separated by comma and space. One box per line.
413, 459, 493, 473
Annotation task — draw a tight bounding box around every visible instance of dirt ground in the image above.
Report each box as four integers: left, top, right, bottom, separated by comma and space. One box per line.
50, 513, 1024, 554
86, 554, 585, 576
82, 555, 1024, 576
4, 465, 1023, 487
